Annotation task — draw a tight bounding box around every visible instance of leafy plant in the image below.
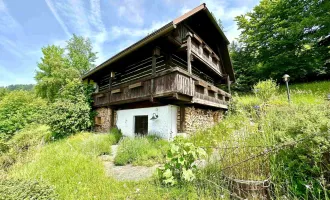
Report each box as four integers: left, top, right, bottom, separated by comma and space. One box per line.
109, 127, 122, 144
0, 91, 47, 140
0, 179, 58, 200
253, 79, 278, 102
114, 136, 169, 166
48, 80, 94, 138
158, 138, 207, 186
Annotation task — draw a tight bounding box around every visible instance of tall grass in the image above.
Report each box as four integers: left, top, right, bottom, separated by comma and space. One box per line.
114, 135, 169, 166
9, 133, 117, 199
7, 133, 204, 199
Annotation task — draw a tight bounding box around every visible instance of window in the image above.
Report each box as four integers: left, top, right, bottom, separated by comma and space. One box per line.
95, 117, 103, 125
134, 116, 148, 136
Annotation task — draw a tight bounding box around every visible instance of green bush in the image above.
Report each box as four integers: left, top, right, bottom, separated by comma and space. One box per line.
158, 138, 207, 186
0, 179, 58, 200
0, 91, 47, 140
109, 127, 122, 144
47, 80, 94, 138
0, 125, 52, 169
253, 79, 278, 102
114, 136, 169, 166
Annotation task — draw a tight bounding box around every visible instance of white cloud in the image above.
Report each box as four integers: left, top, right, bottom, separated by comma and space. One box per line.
110, 20, 169, 41
117, 0, 144, 26
0, 0, 24, 57
44, 0, 110, 64
45, 0, 71, 37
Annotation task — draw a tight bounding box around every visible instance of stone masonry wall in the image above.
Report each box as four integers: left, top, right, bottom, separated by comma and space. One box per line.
94, 107, 112, 132
184, 106, 224, 134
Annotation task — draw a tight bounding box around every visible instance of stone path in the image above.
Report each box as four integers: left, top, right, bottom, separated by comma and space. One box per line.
100, 145, 159, 181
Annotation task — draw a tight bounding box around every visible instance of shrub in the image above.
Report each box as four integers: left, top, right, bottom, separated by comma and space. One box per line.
0, 179, 58, 200
253, 79, 278, 102
0, 125, 52, 169
109, 127, 122, 144
47, 79, 94, 138
158, 138, 207, 186
48, 99, 91, 138
0, 91, 47, 140
114, 136, 169, 166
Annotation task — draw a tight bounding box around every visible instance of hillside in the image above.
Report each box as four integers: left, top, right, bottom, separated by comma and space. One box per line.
0, 81, 329, 199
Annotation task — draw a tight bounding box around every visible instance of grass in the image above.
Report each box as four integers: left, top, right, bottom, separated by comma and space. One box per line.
5, 132, 205, 199
114, 135, 169, 166
8, 133, 116, 199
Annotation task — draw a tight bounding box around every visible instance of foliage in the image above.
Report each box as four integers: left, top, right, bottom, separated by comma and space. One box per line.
0, 179, 58, 200
0, 84, 34, 92
0, 91, 47, 140
114, 136, 169, 166
35, 35, 96, 102
8, 132, 207, 199
232, 0, 330, 92
35, 45, 78, 102
253, 79, 278, 102
8, 133, 115, 200
66, 34, 97, 75
109, 127, 123, 144
0, 125, 52, 169
47, 79, 94, 138
158, 138, 207, 186
190, 80, 330, 198
0, 88, 8, 101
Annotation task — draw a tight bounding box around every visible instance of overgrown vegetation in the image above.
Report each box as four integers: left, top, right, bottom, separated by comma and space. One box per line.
190, 80, 330, 199
231, 0, 330, 92
158, 138, 207, 186
114, 135, 169, 166
0, 91, 47, 140
0, 179, 57, 200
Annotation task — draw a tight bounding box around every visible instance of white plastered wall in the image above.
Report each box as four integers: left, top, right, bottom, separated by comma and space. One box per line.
116, 105, 177, 140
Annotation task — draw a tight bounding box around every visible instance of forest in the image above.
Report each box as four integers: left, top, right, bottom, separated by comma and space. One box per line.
0, 0, 329, 199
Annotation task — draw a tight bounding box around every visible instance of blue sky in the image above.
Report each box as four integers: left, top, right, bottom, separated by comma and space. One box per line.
0, 0, 259, 86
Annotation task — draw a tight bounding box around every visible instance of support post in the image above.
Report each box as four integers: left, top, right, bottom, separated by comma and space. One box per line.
150, 47, 160, 102
186, 32, 193, 96
227, 75, 231, 94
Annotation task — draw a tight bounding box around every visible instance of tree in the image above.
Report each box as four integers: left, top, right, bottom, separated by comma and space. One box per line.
35, 35, 97, 102
66, 34, 97, 75
35, 45, 79, 102
0, 91, 47, 140
234, 0, 330, 86
48, 79, 94, 138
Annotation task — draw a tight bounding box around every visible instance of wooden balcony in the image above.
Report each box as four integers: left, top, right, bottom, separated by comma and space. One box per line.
181, 33, 222, 76
92, 68, 230, 108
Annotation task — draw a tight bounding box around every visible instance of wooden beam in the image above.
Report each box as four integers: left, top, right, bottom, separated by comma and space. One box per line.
227, 75, 231, 94
180, 106, 185, 132
186, 32, 193, 97
129, 82, 143, 89
208, 85, 218, 92
111, 89, 122, 94
195, 80, 208, 88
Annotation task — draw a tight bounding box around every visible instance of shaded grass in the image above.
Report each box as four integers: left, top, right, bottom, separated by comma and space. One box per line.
114, 135, 170, 166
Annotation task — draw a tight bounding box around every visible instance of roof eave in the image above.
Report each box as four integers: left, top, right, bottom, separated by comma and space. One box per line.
82, 22, 175, 79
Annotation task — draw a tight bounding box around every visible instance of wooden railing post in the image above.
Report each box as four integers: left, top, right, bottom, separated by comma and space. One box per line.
151, 47, 161, 102
186, 32, 194, 96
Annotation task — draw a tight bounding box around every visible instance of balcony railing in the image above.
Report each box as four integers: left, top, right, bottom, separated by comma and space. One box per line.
92, 68, 230, 108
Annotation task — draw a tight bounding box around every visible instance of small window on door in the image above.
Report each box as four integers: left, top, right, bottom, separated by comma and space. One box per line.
134, 116, 148, 136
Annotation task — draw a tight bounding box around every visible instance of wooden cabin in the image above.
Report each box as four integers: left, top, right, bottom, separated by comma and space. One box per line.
82, 4, 235, 140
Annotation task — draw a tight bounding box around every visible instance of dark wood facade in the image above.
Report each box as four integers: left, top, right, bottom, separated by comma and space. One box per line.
83, 4, 234, 110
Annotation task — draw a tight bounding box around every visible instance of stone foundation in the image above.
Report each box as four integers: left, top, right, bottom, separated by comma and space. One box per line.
183, 106, 224, 134
94, 107, 113, 132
